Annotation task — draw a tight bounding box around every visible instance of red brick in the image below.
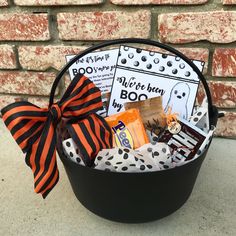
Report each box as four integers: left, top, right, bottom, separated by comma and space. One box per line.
111, 0, 207, 4
0, 71, 57, 96
18, 46, 208, 73
158, 11, 236, 44
197, 81, 236, 108
179, 48, 209, 74
0, 0, 8, 6
215, 112, 236, 137
0, 95, 24, 112
223, 0, 236, 4
0, 45, 17, 69
27, 97, 49, 108
14, 0, 103, 5
57, 11, 151, 40
64, 75, 72, 89
212, 48, 236, 77
0, 14, 50, 41
18, 45, 87, 71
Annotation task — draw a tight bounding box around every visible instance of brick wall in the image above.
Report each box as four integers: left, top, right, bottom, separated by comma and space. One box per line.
0, 0, 236, 138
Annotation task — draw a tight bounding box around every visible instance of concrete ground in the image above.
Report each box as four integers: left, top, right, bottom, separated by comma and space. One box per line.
0, 119, 236, 236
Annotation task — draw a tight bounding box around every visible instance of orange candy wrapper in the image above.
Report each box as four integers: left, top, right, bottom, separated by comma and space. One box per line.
105, 109, 149, 149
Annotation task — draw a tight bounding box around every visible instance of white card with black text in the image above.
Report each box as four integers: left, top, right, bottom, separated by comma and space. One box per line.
66, 49, 119, 94
66, 49, 119, 116
107, 46, 204, 120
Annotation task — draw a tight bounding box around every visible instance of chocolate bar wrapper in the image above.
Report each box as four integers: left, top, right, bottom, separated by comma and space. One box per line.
158, 118, 207, 162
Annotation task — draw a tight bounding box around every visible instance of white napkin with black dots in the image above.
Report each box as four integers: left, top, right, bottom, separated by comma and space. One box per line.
62, 126, 215, 172
62, 138, 85, 166
94, 143, 176, 172
137, 143, 174, 170
94, 147, 158, 172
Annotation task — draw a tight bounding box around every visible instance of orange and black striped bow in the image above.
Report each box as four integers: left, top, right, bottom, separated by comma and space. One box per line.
1, 74, 112, 198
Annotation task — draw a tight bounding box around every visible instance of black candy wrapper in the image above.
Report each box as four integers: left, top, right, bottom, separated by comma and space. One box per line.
158, 118, 207, 161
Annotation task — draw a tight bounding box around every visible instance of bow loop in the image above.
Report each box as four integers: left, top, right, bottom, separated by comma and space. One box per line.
1, 73, 111, 198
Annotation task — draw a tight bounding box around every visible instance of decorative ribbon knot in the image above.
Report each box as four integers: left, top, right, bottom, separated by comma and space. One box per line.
50, 103, 62, 123
1, 74, 113, 198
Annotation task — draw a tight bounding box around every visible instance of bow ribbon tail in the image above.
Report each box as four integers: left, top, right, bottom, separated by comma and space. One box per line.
1, 102, 59, 198
67, 114, 113, 166
29, 116, 59, 198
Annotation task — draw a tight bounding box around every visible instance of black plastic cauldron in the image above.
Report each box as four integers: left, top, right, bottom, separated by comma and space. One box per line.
51, 39, 219, 223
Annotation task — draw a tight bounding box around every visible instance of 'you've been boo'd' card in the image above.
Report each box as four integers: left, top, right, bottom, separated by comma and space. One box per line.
107, 46, 204, 120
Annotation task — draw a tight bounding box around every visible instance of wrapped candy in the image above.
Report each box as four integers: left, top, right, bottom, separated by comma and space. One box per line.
105, 108, 149, 149
124, 97, 166, 135
158, 117, 207, 162
62, 124, 215, 172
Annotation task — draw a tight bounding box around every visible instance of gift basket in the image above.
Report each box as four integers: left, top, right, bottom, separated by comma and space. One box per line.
1, 38, 220, 223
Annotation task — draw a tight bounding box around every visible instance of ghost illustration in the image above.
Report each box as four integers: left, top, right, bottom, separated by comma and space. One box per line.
164, 82, 190, 120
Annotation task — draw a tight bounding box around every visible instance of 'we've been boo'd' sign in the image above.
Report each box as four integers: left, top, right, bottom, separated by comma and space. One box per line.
107, 46, 204, 120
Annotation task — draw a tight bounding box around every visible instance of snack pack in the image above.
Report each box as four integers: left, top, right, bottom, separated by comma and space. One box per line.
124, 96, 166, 135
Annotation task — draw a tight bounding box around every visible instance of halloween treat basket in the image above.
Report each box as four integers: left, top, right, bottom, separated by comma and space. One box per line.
1, 38, 219, 223
52, 38, 219, 223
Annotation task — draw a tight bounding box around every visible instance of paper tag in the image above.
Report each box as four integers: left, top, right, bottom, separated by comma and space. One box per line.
168, 121, 181, 134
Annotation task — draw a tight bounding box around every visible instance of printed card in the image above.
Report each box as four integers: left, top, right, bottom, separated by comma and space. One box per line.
107, 46, 204, 120
66, 49, 119, 116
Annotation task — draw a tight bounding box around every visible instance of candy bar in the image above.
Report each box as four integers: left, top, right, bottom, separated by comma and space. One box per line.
105, 108, 149, 149
158, 118, 207, 162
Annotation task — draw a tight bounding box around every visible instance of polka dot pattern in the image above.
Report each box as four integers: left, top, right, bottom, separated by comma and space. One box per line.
137, 143, 174, 170
117, 45, 203, 82
94, 147, 160, 173
189, 102, 209, 133
62, 105, 214, 173
62, 138, 85, 166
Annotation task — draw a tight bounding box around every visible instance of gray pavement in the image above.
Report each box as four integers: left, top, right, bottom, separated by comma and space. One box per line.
0, 119, 236, 236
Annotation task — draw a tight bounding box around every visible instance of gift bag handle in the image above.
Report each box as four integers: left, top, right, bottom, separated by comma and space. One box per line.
50, 38, 217, 126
